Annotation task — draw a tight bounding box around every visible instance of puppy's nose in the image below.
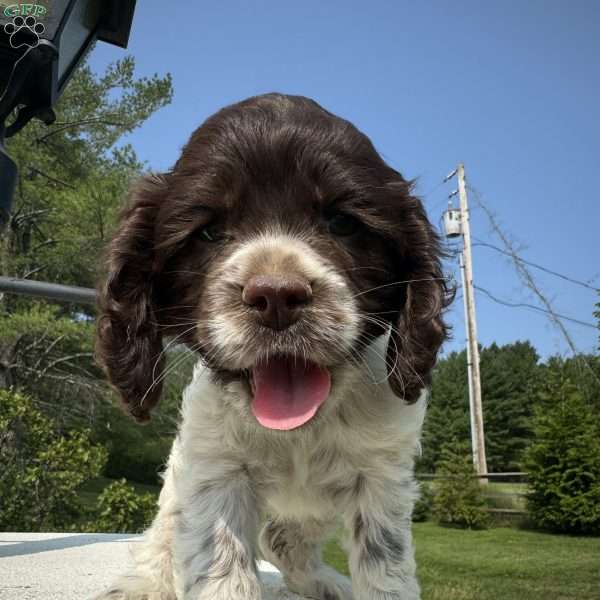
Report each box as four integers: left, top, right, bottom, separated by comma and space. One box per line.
242, 275, 312, 330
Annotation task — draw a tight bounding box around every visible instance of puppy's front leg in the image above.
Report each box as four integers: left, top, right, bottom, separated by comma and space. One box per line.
346, 476, 420, 600
173, 467, 261, 600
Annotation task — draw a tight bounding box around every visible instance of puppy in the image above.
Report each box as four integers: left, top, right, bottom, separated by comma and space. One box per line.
95, 93, 451, 600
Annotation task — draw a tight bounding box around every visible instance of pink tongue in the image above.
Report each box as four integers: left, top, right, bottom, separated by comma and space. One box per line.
251, 357, 331, 430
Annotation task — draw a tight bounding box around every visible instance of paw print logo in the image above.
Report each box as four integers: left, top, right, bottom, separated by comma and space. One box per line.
3, 15, 45, 50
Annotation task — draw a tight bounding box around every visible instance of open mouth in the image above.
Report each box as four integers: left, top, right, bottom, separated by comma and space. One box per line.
249, 356, 331, 431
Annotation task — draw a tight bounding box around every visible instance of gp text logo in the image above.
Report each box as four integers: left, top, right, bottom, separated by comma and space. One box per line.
3, 3, 47, 18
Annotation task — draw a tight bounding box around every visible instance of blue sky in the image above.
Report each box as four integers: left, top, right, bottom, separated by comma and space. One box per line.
90, 0, 599, 360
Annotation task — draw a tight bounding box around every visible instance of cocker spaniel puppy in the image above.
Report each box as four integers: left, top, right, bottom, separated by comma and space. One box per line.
95, 93, 451, 600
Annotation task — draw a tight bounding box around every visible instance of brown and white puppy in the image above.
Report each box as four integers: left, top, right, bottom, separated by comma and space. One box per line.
95, 93, 451, 600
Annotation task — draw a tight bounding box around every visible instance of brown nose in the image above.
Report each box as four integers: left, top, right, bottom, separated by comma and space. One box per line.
242, 275, 312, 330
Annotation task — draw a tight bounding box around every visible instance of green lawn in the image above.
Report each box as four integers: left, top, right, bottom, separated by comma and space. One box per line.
323, 522, 600, 600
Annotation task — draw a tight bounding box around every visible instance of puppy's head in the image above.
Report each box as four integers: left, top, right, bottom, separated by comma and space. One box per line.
96, 94, 452, 426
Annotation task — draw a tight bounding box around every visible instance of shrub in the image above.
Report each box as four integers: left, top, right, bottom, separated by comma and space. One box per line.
413, 482, 434, 522
0, 389, 107, 531
89, 479, 157, 533
525, 374, 600, 535
432, 439, 490, 529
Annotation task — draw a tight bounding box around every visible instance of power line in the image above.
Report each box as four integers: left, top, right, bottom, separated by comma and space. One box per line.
466, 183, 600, 386
454, 280, 595, 329
474, 285, 597, 330
421, 178, 447, 199
472, 238, 599, 292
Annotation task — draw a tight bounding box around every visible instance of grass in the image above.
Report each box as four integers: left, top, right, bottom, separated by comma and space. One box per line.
322, 522, 600, 600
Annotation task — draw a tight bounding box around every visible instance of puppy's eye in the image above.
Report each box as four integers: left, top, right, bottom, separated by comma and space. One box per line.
196, 223, 225, 243
327, 213, 362, 237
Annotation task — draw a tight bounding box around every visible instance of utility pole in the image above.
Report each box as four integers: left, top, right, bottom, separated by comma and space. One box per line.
443, 164, 488, 483
459, 251, 479, 472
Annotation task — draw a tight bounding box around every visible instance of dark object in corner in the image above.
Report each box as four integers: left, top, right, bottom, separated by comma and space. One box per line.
0, 0, 137, 230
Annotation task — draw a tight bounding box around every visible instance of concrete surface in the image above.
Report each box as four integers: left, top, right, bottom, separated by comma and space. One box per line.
0, 532, 306, 600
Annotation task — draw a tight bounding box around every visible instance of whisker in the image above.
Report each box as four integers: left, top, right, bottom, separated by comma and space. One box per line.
162, 270, 208, 277
151, 324, 199, 383
140, 341, 204, 408
352, 276, 451, 299
336, 266, 390, 275
153, 305, 201, 313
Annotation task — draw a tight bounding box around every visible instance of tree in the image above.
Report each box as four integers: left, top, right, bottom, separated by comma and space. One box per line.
419, 349, 470, 473
2, 55, 173, 297
0, 305, 102, 420
525, 371, 600, 535
0, 304, 191, 485
0, 55, 178, 488
540, 354, 600, 413
432, 439, 489, 529
0, 55, 173, 397
421, 341, 540, 473
479, 341, 539, 472
0, 389, 107, 531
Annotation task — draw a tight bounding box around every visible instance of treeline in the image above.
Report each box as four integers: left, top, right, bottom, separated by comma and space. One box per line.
420, 341, 600, 474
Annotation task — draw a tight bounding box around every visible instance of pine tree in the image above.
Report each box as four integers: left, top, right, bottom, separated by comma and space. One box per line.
419, 349, 470, 473
480, 341, 539, 472
525, 371, 600, 535
421, 342, 540, 473
432, 439, 489, 529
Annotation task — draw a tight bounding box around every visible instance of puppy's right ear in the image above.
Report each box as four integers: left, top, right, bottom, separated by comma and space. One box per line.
96, 174, 168, 423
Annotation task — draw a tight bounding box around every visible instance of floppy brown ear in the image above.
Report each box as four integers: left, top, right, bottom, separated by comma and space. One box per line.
96, 174, 168, 423
386, 190, 452, 403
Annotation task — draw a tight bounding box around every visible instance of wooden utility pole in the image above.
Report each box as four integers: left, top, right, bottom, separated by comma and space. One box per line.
458, 251, 478, 471
456, 163, 488, 483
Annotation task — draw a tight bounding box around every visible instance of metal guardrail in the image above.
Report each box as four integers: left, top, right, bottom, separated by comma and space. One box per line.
0, 276, 97, 305
419, 472, 527, 480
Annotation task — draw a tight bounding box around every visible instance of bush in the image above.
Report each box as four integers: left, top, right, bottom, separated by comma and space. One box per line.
412, 482, 434, 522
88, 479, 157, 533
0, 305, 101, 416
525, 374, 600, 535
432, 439, 490, 529
0, 389, 107, 531
0, 305, 182, 487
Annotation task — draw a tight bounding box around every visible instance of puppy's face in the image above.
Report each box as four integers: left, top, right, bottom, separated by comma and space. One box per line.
97, 94, 450, 427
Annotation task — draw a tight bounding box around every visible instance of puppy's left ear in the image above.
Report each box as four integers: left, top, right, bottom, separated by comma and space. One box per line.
385, 186, 452, 403
96, 174, 168, 423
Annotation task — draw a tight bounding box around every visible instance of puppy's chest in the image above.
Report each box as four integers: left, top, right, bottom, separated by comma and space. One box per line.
247, 442, 363, 520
